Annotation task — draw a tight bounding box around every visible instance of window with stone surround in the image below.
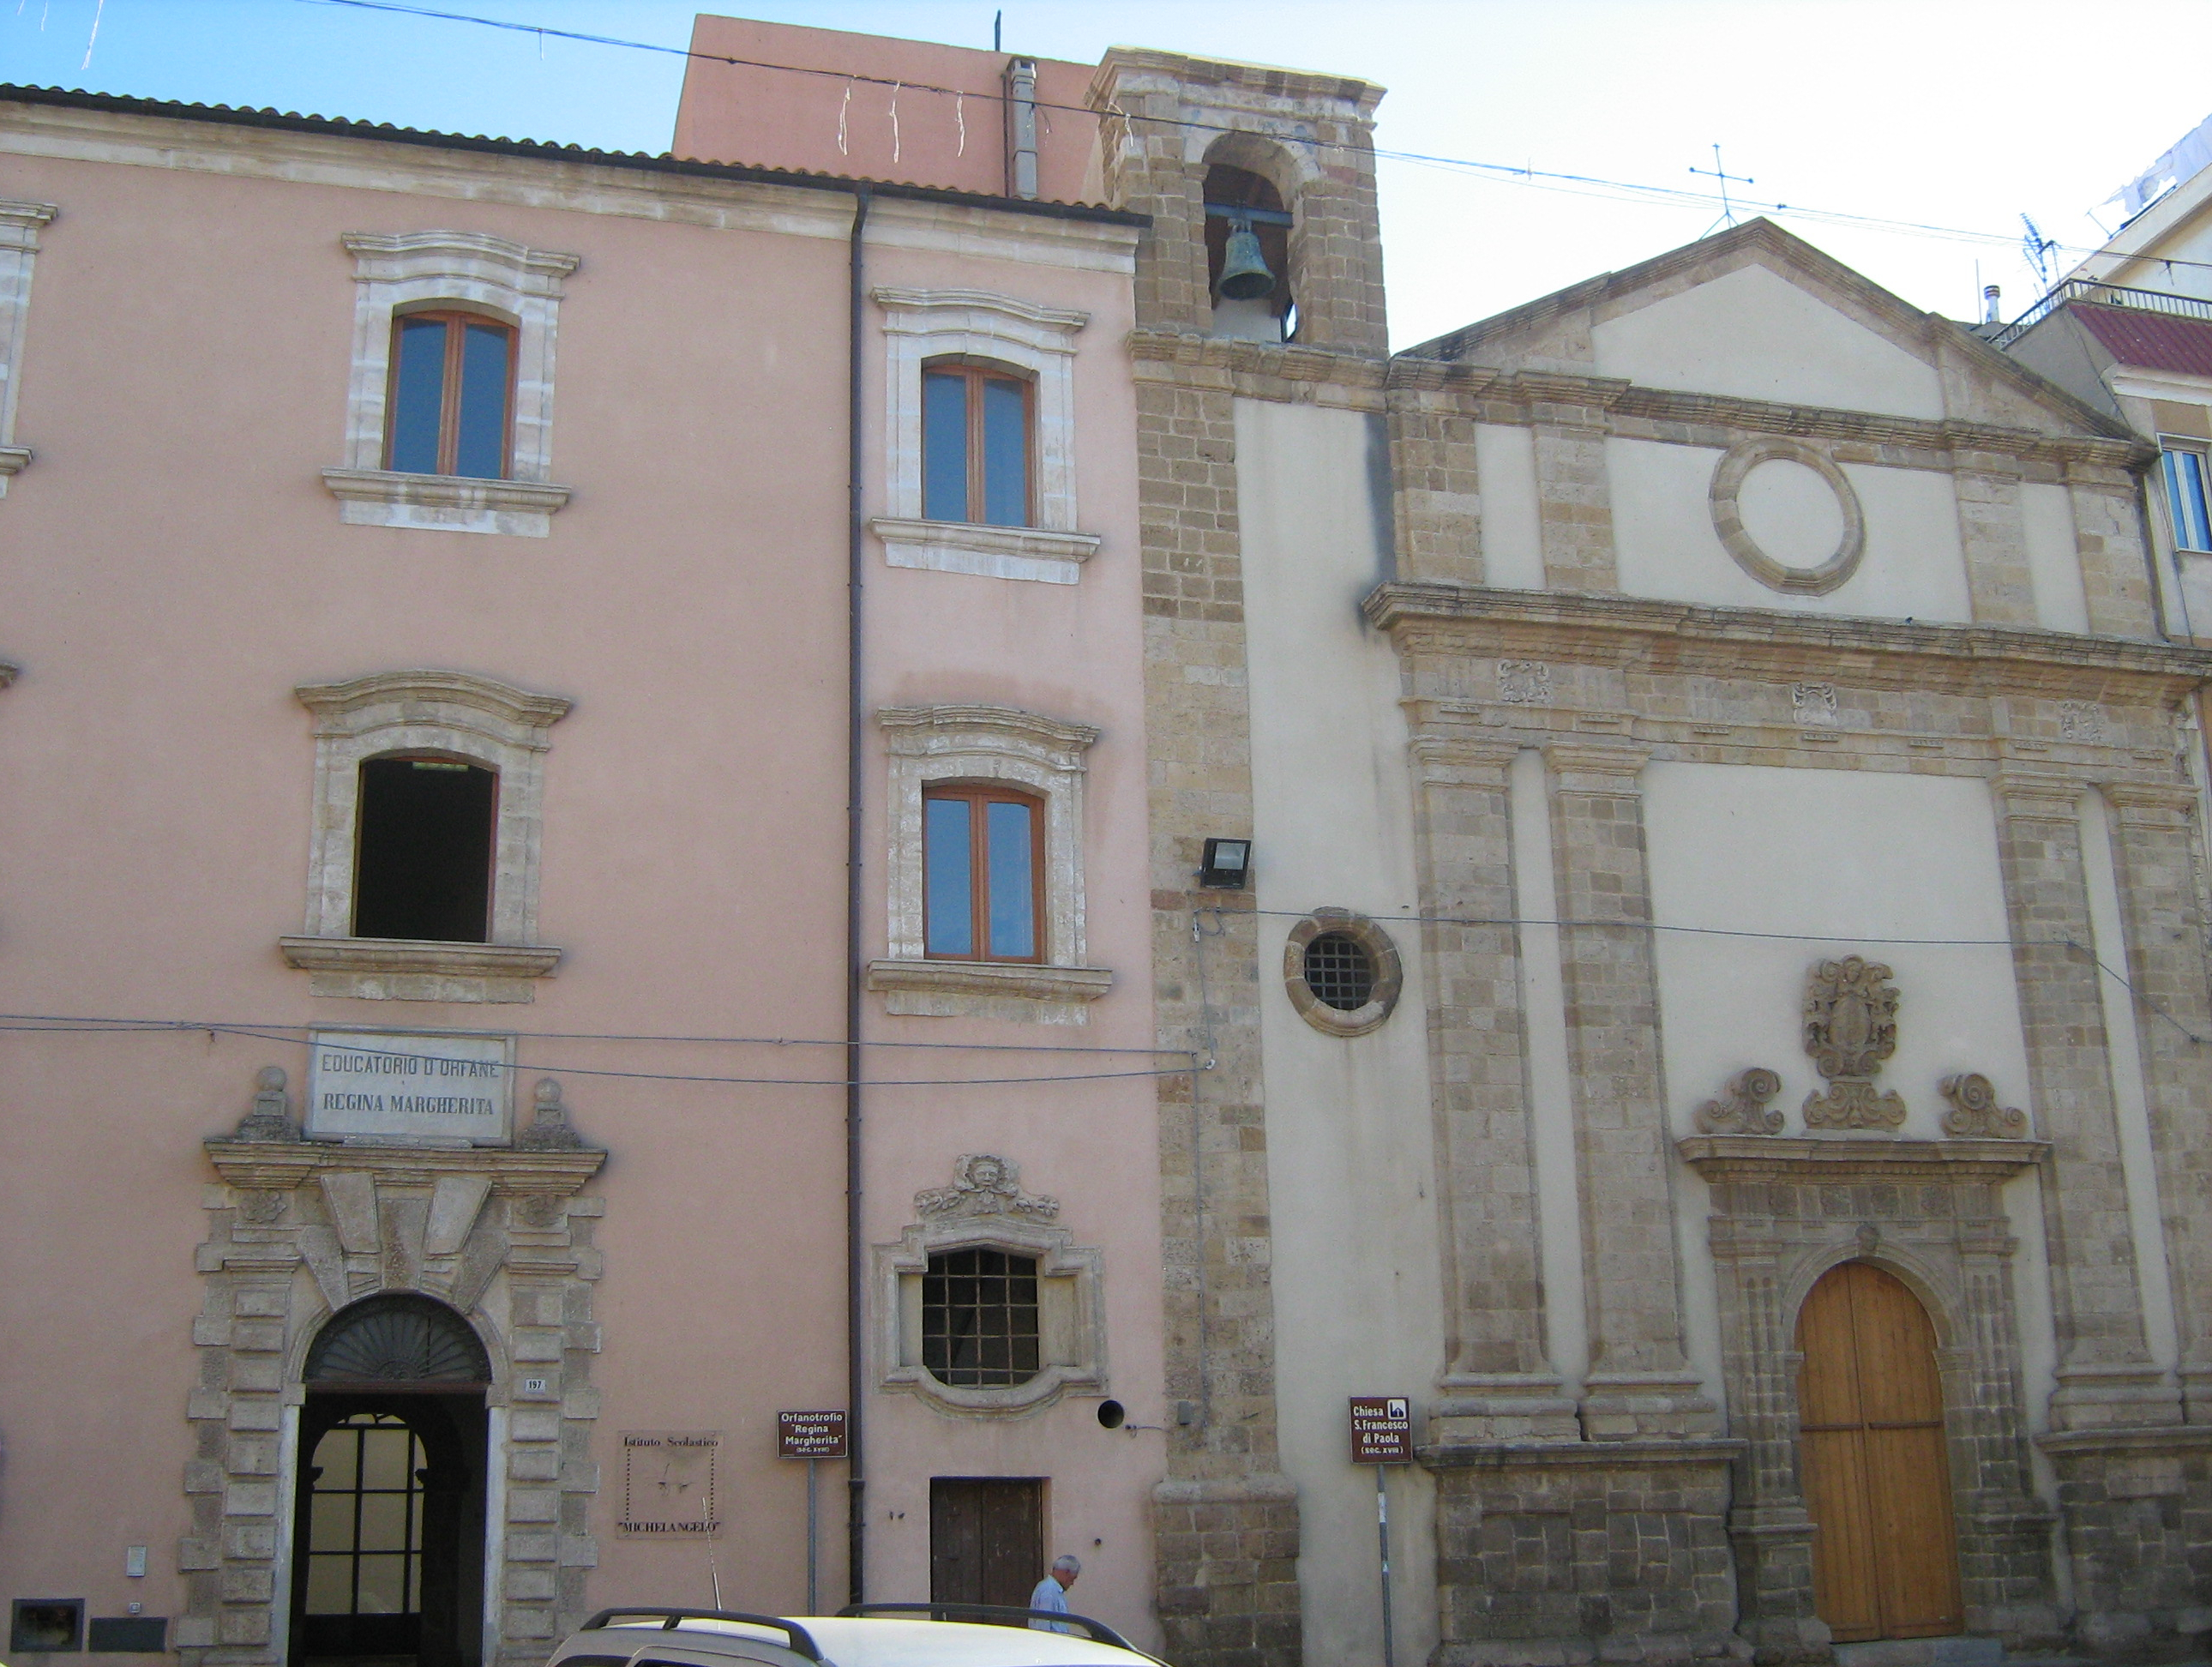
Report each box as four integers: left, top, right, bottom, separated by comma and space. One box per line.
867, 705, 1110, 1023
0, 199, 58, 496
877, 1155, 1103, 1417
923, 783, 1044, 962
280, 670, 570, 1003
2159, 440, 2211, 553
323, 232, 577, 537
871, 288, 1098, 584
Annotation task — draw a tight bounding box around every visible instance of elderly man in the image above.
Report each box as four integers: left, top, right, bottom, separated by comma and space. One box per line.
1027, 1554, 1081, 1633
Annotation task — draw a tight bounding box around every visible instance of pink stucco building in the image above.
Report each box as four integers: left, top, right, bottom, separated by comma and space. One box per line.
0, 16, 1163, 1664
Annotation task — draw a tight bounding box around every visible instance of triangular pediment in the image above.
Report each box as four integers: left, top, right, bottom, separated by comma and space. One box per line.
1406, 219, 2130, 442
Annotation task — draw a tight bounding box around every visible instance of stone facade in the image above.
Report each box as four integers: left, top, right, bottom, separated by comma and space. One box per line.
182, 1068, 605, 1667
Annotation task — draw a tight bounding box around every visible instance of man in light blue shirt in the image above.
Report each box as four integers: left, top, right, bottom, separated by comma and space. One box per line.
1028, 1554, 1081, 1633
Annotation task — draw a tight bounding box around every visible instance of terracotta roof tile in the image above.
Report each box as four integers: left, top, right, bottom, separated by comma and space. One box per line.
2071, 300, 2212, 378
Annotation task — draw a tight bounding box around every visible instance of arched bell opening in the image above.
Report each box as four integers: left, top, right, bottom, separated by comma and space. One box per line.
1794, 1260, 1964, 1643
292, 1296, 492, 1667
1202, 159, 1296, 342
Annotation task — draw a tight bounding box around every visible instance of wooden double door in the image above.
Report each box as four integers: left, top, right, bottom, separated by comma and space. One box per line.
1795, 1261, 1963, 1642
930, 1477, 1044, 1610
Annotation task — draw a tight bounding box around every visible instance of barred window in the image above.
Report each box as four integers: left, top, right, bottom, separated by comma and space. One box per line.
922, 1247, 1041, 1387
1302, 931, 1375, 1012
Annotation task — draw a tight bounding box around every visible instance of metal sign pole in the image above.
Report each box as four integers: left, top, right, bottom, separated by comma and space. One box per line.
807, 1456, 820, 1615
1377, 1465, 1394, 1667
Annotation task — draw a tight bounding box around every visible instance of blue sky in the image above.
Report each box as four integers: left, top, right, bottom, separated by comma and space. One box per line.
5, 0, 2210, 348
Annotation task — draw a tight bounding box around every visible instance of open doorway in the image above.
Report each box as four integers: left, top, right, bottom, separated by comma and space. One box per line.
292, 1297, 492, 1667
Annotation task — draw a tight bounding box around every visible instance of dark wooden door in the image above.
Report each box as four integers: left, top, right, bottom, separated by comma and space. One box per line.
930, 1478, 1044, 1610
1796, 1261, 1963, 1642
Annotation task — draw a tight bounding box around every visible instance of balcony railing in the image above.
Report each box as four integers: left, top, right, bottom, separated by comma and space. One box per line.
1990, 277, 2212, 350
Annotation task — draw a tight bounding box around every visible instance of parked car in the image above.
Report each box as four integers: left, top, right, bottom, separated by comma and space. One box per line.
550, 1605, 1162, 1667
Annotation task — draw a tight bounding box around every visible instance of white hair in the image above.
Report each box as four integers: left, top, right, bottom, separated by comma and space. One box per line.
1052, 1554, 1082, 1575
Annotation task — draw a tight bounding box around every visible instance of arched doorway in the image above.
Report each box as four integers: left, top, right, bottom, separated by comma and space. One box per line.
1795, 1261, 1963, 1642
292, 1295, 492, 1667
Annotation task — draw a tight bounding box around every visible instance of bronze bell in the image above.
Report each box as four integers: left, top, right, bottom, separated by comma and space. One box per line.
1215, 214, 1277, 301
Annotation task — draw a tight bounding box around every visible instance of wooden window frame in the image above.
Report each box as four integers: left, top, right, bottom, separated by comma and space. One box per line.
922, 782, 1047, 964
382, 309, 520, 480
922, 358, 1036, 527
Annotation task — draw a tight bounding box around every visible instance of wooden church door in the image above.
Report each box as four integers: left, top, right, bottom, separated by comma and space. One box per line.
1795, 1261, 1964, 1641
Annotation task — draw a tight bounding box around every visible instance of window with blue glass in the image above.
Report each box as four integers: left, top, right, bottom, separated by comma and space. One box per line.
923, 784, 1043, 962
385, 310, 515, 479
921, 361, 1032, 527
2162, 444, 2212, 552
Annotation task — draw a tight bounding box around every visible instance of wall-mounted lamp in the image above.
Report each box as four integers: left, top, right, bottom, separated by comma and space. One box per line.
1199, 838, 1253, 889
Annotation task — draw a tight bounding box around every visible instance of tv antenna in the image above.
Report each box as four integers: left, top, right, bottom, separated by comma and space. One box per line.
2021, 214, 2058, 286
1691, 144, 1753, 234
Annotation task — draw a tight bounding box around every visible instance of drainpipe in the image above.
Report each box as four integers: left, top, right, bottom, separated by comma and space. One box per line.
845, 186, 871, 1610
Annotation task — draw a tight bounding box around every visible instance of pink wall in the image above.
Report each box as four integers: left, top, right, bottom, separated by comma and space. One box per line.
0, 89, 1157, 1657
673, 15, 1102, 204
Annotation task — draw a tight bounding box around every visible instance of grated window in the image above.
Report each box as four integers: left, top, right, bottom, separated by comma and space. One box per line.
1302, 931, 1375, 1011
922, 1247, 1041, 1387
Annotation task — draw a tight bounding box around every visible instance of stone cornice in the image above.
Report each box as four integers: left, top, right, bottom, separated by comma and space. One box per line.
2035, 1423, 2212, 1459
1089, 49, 1386, 119
293, 669, 574, 737
205, 1138, 604, 1194
1401, 218, 2135, 448
279, 937, 563, 980
877, 703, 1101, 754
1422, 1436, 1745, 1471
1677, 1134, 2050, 1183
865, 959, 1113, 1006
1363, 583, 2212, 703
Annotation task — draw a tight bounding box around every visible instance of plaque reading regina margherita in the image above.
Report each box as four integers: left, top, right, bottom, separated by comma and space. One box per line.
306, 1030, 514, 1144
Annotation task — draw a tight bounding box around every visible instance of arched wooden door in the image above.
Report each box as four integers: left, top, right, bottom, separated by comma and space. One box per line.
1795, 1261, 1963, 1641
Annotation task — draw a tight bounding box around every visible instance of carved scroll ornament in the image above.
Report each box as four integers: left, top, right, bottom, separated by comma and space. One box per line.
1801, 956, 1907, 1130
1695, 1067, 1785, 1134
1939, 1073, 2028, 1139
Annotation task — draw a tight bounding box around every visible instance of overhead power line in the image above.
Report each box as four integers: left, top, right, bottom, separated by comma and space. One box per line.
297, 0, 2107, 266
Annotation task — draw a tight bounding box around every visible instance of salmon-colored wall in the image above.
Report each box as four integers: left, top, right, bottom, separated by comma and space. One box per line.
0, 99, 1157, 1655
673, 15, 1101, 205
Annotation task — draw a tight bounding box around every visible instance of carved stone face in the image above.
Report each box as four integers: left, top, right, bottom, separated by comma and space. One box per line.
968, 1157, 1006, 1190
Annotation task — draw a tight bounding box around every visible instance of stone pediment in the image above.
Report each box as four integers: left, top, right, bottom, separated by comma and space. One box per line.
1404, 219, 2130, 443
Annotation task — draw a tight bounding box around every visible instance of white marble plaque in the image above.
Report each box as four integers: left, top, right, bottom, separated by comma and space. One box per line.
306, 1030, 514, 1144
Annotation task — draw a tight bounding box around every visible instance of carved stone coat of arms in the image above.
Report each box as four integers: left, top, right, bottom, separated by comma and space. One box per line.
1800, 955, 1907, 1129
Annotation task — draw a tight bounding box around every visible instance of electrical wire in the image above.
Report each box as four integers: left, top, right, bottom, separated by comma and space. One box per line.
292, 0, 2113, 267
1226, 906, 2209, 1045
0, 1014, 1197, 1086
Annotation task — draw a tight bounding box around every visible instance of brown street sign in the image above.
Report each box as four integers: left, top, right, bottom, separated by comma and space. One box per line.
777, 1409, 848, 1459
1349, 1396, 1413, 1463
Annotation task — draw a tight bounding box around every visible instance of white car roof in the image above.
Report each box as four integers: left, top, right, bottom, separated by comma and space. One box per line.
588, 1616, 1150, 1667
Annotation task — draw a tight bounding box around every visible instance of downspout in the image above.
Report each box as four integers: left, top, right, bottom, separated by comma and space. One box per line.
845, 186, 871, 1610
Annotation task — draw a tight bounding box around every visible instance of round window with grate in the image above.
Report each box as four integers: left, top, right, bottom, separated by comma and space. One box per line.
1283, 909, 1402, 1036
1302, 932, 1375, 1011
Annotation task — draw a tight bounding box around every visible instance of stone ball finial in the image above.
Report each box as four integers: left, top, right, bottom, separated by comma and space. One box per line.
515, 1075, 586, 1151
232, 1063, 299, 1143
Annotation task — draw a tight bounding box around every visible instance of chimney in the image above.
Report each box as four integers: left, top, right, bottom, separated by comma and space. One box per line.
1983, 284, 2002, 326
1003, 58, 1039, 200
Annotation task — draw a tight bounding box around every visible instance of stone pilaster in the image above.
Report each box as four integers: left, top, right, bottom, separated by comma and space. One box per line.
1953, 449, 2038, 626
1544, 741, 1717, 1438
1387, 386, 1485, 587
2066, 457, 2161, 639
1525, 379, 1621, 593
2102, 779, 2212, 1421
1131, 341, 1301, 1667
1990, 770, 2177, 1429
1409, 731, 1576, 1441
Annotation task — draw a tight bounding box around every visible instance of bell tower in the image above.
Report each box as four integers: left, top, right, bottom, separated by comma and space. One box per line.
1087, 50, 1387, 352
1085, 46, 1388, 1667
